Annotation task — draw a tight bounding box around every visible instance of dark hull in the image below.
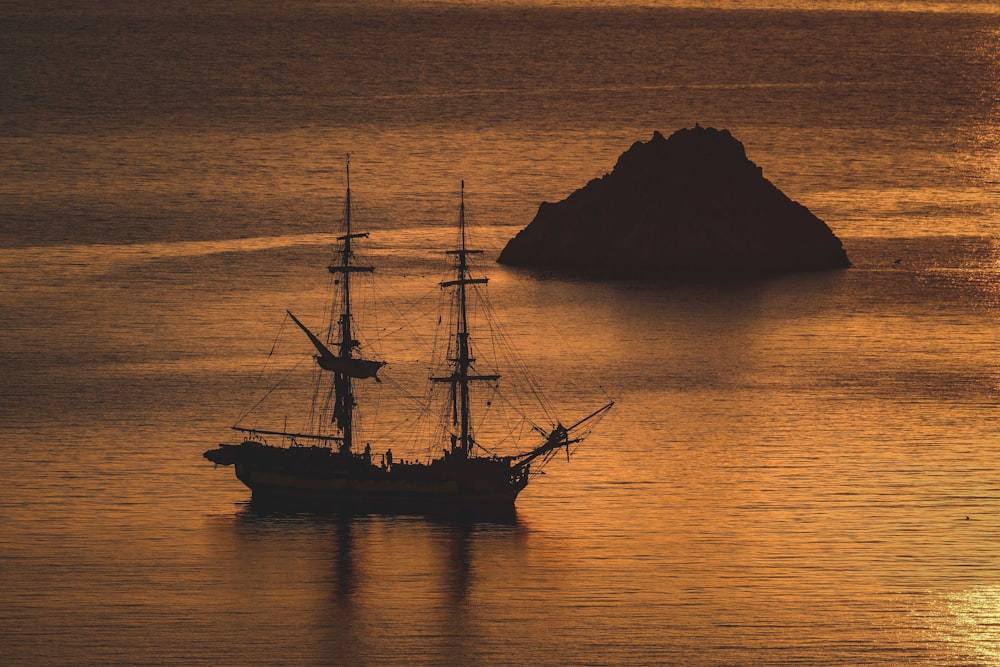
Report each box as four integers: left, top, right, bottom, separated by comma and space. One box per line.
206, 442, 529, 512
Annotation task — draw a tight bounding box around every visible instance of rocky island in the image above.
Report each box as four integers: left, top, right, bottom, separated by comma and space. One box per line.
498, 127, 849, 275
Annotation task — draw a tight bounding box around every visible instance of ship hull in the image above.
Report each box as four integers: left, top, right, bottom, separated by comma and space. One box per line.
237, 464, 522, 509
206, 443, 528, 513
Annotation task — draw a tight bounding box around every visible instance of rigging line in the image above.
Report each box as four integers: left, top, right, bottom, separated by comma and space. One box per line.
307, 365, 324, 433
494, 400, 535, 451
314, 381, 337, 437
506, 415, 529, 449
395, 407, 444, 460
544, 292, 614, 404
357, 271, 382, 358
485, 413, 530, 452
263, 312, 289, 364
377, 372, 450, 429
245, 312, 291, 416
370, 275, 440, 326
321, 262, 344, 338
476, 288, 557, 423
367, 284, 440, 350
491, 386, 543, 434
234, 355, 309, 426
308, 341, 337, 433
471, 377, 501, 422
371, 413, 434, 456
472, 439, 500, 458
492, 324, 553, 419
370, 410, 419, 439
569, 408, 611, 442
371, 309, 439, 348
425, 284, 452, 392
492, 323, 550, 411
471, 282, 505, 394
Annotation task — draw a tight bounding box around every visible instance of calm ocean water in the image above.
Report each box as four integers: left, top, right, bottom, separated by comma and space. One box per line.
4, 0, 1000, 664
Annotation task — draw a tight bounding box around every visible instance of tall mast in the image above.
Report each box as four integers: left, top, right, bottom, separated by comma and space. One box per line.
327, 155, 374, 453
433, 182, 497, 457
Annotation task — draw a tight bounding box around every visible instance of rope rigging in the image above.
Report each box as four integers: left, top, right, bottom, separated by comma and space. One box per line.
230, 177, 612, 468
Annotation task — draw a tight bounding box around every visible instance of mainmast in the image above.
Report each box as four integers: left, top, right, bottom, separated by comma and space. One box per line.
325, 156, 375, 454
433, 182, 498, 458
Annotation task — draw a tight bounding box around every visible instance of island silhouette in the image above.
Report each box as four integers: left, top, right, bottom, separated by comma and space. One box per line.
498, 126, 850, 276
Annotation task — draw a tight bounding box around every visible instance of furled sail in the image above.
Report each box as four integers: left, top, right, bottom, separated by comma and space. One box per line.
287, 310, 384, 379
332, 372, 354, 431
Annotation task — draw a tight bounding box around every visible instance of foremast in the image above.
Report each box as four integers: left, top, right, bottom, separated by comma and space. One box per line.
432, 182, 498, 458
324, 157, 378, 454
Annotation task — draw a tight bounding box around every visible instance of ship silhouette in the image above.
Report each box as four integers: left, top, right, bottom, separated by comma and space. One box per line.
205, 160, 612, 512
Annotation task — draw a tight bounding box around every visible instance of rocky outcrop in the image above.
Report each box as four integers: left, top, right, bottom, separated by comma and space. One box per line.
498, 127, 849, 275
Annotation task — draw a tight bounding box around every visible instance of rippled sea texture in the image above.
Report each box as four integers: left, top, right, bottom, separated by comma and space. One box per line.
3, 1, 1000, 665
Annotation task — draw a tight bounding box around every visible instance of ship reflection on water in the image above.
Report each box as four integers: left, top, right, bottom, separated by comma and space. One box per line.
235, 501, 519, 601
225, 503, 529, 664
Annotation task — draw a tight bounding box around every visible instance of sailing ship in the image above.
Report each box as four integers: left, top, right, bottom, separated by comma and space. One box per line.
204, 162, 612, 512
